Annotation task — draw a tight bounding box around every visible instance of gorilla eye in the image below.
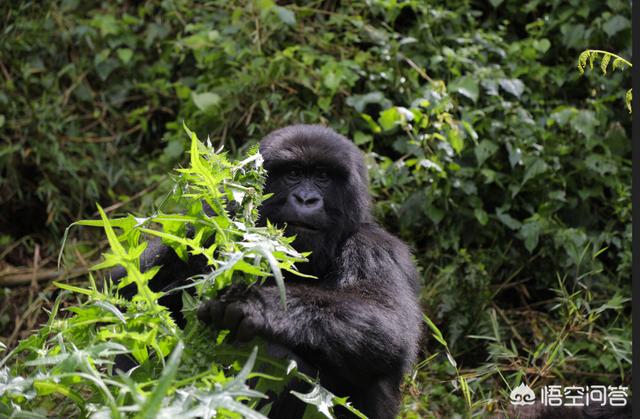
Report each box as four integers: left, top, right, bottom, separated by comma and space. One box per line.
315, 168, 329, 181
286, 167, 302, 180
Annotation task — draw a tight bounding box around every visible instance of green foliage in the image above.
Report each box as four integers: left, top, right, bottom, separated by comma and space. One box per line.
577, 49, 632, 112
0, 127, 362, 418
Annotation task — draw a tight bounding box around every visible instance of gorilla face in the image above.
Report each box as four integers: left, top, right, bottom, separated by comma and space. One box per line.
265, 163, 334, 232
258, 125, 372, 276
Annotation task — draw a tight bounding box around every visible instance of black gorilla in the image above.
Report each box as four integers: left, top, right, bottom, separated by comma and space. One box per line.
114, 125, 422, 418
198, 125, 422, 418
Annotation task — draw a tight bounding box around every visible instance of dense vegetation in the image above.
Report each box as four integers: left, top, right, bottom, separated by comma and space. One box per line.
0, 0, 631, 417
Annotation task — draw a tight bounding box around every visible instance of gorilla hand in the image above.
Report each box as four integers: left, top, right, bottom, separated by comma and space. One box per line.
197, 285, 266, 342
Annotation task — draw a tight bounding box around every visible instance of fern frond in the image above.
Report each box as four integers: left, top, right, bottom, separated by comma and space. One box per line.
588, 51, 595, 70
612, 58, 625, 71
600, 54, 610, 75
577, 50, 632, 114
577, 50, 632, 75
577, 50, 590, 75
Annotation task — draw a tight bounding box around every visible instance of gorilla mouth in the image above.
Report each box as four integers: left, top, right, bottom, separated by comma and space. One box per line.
286, 222, 320, 233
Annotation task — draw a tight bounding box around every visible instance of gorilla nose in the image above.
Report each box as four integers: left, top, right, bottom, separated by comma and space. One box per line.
292, 192, 322, 210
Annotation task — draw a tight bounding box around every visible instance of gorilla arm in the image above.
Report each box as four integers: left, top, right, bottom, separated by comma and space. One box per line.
197, 226, 421, 385
199, 282, 410, 379
110, 202, 217, 299
110, 236, 208, 328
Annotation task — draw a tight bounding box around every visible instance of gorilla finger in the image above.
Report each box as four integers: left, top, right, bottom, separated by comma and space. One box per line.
235, 317, 259, 342
196, 301, 212, 323
197, 300, 225, 326
222, 302, 245, 331
221, 282, 249, 301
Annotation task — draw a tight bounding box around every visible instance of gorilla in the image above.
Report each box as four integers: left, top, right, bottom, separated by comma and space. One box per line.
199, 125, 422, 418
113, 125, 422, 418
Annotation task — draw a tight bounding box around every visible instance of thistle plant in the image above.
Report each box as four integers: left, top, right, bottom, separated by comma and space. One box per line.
0, 125, 362, 418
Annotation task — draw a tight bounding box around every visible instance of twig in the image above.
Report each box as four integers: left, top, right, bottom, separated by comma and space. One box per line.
0, 267, 88, 287
0, 59, 13, 84
61, 71, 88, 107
400, 54, 434, 83
95, 178, 166, 215
0, 236, 30, 261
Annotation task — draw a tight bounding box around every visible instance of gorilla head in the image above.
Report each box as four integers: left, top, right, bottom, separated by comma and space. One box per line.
258, 125, 372, 276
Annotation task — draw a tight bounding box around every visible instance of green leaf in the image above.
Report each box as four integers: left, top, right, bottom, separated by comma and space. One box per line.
578, 50, 590, 74
533, 39, 551, 53
346, 92, 389, 113
549, 107, 577, 126
474, 208, 489, 226
95, 57, 119, 81
474, 140, 498, 166
448, 76, 479, 103
498, 78, 525, 99
97, 205, 126, 257
116, 48, 133, 64
570, 110, 598, 138
93, 301, 126, 324
192, 92, 221, 111
378, 107, 402, 131
53, 281, 93, 296
353, 131, 372, 145
91, 14, 119, 36
321, 63, 344, 92
520, 220, 542, 253
585, 154, 617, 176
34, 380, 84, 406
561, 23, 586, 49
496, 210, 522, 230
425, 205, 444, 225
252, 244, 287, 309
602, 15, 630, 37
461, 120, 478, 142
506, 143, 522, 167
448, 128, 464, 154
459, 375, 472, 409
522, 158, 548, 184
273, 6, 296, 25
135, 342, 183, 419
423, 314, 447, 348
292, 384, 334, 418
359, 114, 381, 133
600, 53, 611, 75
